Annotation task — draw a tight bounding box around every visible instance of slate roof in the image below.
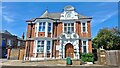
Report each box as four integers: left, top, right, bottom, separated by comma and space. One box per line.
40, 11, 61, 19
26, 10, 92, 22
0, 30, 12, 35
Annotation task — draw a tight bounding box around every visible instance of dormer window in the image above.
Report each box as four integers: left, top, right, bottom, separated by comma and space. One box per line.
39, 22, 46, 32
64, 23, 74, 33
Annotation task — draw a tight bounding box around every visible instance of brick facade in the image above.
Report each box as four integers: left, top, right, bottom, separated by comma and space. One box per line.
24, 5, 92, 60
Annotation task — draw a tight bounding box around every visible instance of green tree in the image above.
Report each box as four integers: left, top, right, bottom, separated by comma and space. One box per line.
92, 27, 120, 50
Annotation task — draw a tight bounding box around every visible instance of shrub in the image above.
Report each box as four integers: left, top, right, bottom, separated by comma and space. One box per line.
87, 57, 94, 62
81, 53, 94, 62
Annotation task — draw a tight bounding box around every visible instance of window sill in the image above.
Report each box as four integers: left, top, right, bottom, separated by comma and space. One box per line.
82, 32, 88, 33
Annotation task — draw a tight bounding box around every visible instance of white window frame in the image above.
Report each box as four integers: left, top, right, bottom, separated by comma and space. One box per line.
39, 22, 46, 32
82, 40, 88, 53
81, 22, 88, 33
63, 23, 74, 33
48, 22, 52, 33
47, 41, 51, 53
7, 39, 11, 46
18, 41, 20, 46
37, 40, 44, 53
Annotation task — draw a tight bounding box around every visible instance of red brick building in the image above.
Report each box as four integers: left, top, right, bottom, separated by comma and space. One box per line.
25, 5, 92, 60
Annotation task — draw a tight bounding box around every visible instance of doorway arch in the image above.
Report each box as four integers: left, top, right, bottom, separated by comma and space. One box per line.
65, 43, 74, 58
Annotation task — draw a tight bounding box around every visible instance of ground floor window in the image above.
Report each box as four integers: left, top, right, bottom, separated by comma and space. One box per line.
37, 40, 44, 53
47, 41, 51, 53
82, 41, 87, 53
83, 46, 86, 53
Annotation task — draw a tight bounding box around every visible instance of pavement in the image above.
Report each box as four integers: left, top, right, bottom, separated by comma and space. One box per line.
0, 59, 119, 68
0, 59, 7, 63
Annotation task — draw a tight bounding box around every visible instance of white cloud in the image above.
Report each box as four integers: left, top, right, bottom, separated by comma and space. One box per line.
100, 11, 117, 22
2, 6, 16, 23
3, 15, 15, 22
91, 10, 117, 27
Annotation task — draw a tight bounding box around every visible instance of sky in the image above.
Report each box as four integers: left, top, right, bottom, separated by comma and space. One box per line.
1, 2, 118, 38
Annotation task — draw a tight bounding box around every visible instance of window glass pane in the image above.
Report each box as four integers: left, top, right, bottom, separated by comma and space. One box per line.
83, 46, 86, 53
39, 26, 42, 31
68, 27, 70, 32
39, 22, 42, 25
47, 41, 50, 46
47, 46, 50, 50
64, 23, 74, 33
42, 26, 45, 31
71, 27, 74, 32
38, 41, 40, 44
82, 23, 85, 26
83, 41, 86, 45
83, 27, 86, 32
68, 23, 70, 26
71, 23, 74, 26
37, 41, 44, 53
64, 23, 67, 26
7, 40, 11, 45
41, 45, 44, 47
64, 27, 67, 32
47, 41, 50, 53
41, 41, 44, 44
43, 22, 46, 25
48, 23, 51, 26
39, 47, 44, 52
18, 41, 20, 46
38, 45, 40, 47
37, 49, 39, 52
48, 27, 51, 32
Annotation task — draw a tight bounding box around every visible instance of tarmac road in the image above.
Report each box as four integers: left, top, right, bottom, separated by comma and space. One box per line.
1, 66, 120, 68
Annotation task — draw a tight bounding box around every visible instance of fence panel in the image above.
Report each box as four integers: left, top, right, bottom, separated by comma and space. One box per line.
106, 50, 120, 66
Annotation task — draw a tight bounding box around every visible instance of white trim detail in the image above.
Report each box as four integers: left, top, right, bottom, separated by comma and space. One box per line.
45, 22, 48, 37
59, 33, 80, 59
51, 23, 53, 38
60, 6, 78, 20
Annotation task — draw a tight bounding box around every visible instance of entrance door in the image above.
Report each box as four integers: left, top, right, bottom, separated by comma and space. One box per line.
65, 43, 74, 58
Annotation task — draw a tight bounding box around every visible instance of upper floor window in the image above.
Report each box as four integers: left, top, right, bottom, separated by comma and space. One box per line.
64, 23, 74, 33
37, 40, 44, 53
39, 22, 46, 32
82, 23, 87, 32
48, 23, 51, 32
47, 41, 51, 53
18, 41, 20, 46
7, 39, 11, 46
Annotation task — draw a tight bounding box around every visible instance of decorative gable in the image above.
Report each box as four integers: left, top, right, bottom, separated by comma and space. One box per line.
60, 5, 78, 20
